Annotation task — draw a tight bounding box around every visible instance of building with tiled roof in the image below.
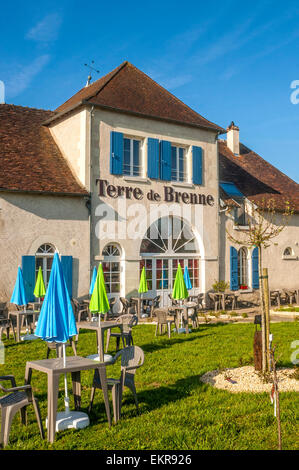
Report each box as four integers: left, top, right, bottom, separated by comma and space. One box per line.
1, 62, 299, 305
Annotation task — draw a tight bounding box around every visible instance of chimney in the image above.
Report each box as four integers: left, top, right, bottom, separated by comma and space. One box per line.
227, 121, 239, 156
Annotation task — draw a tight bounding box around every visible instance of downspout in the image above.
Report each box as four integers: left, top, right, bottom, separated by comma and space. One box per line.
88, 106, 94, 282
215, 134, 221, 282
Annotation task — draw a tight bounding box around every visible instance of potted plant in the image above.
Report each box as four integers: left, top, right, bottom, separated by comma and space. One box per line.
212, 280, 230, 292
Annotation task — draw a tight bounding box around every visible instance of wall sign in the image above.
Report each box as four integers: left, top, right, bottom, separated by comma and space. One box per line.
96, 179, 214, 206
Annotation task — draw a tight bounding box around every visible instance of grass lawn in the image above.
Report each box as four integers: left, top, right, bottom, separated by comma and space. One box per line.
0, 322, 298, 450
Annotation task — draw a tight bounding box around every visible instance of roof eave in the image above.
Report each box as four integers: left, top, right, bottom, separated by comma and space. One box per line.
44, 99, 226, 134
0, 187, 90, 198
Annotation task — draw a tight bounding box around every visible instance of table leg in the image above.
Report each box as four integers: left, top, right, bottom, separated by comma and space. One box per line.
97, 329, 104, 363
184, 310, 189, 335
48, 372, 60, 443
98, 366, 111, 427
24, 365, 32, 385
16, 314, 20, 343
71, 371, 81, 410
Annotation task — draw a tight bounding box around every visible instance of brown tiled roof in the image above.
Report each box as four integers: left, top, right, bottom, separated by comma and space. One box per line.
0, 104, 88, 196
55, 61, 224, 133
219, 140, 299, 213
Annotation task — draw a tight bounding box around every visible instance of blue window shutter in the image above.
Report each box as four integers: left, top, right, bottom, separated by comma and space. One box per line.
192, 146, 203, 185
22, 256, 35, 302
61, 256, 73, 298
160, 140, 171, 181
230, 246, 239, 291
252, 247, 259, 289
110, 131, 124, 175
147, 138, 160, 179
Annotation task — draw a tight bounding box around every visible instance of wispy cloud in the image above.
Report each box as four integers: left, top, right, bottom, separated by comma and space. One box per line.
6, 55, 50, 98
26, 13, 62, 43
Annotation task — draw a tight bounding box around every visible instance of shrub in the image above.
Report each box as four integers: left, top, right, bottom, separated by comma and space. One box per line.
212, 280, 229, 292
230, 311, 239, 317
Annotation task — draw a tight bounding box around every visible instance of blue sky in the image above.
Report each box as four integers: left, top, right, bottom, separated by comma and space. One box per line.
1, 0, 299, 181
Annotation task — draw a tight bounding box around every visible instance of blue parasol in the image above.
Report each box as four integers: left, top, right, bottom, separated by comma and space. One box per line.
183, 266, 192, 290
35, 253, 87, 431
89, 266, 97, 295
35, 253, 77, 343
10, 266, 28, 308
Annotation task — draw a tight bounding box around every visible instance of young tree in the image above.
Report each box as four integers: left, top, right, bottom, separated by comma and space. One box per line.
226, 198, 293, 372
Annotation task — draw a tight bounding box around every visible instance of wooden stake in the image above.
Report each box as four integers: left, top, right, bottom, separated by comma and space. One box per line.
258, 247, 267, 372
271, 347, 282, 450
263, 268, 271, 371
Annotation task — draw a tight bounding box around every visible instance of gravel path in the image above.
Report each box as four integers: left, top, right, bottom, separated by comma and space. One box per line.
200, 366, 299, 393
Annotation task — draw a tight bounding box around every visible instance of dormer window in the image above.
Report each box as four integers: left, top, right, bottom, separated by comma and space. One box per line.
233, 202, 247, 226
282, 247, 295, 259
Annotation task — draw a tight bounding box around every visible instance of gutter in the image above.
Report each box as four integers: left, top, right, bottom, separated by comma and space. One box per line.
0, 187, 90, 198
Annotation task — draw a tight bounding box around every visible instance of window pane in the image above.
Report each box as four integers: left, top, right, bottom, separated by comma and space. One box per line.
124, 138, 131, 175
36, 258, 43, 270
133, 140, 140, 176
111, 283, 120, 293
179, 148, 184, 181
111, 273, 120, 283
171, 146, 177, 181
111, 262, 120, 272
47, 258, 53, 270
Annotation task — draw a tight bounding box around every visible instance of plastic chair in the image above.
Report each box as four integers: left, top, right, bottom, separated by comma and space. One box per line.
105, 314, 138, 353
0, 315, 16, 342
154, 308, 174, 338
89, 346, 144, 421
0, 375, 44, 447
73, 299, 91, 322
46, 338, 77, 359
120, 297, 131, 315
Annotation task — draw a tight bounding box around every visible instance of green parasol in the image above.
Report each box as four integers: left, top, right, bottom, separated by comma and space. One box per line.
172, 263, 188, 300
89, 263, 110, 324
172, 263, 189, 333
34, 266, 46, 299
138, 266, 148, 294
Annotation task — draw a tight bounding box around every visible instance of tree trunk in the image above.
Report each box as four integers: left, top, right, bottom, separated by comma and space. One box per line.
258, 246, 267, 372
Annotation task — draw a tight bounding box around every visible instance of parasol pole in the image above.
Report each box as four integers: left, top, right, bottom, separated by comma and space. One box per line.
62, 343, 70, 413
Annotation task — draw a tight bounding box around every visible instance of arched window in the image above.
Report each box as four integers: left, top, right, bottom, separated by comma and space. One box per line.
140, 216, 200, 300
102, 244, 121, 294
35, 244, 55, 288
238, 247, 248, 288
140, 216, 197, 255
283, 247, 293, 257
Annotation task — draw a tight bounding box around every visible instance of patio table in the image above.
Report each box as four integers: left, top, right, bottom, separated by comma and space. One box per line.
28, 301, 42, 311
25, 356, 111, 443
76, 321, 124, 362
130, 296, 156, 319
170, 302, 197, 333
270, 290, 281, 307
8, 310, 38, 342
215, 292, 238, 310
282, 289, 296, 304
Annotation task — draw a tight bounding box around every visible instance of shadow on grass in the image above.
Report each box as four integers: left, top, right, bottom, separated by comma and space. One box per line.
89, 374, 208, 422
139, 322, 239, 353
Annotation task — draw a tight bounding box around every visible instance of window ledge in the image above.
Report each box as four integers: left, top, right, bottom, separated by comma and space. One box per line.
171, 181, 195, 189
282, 256, 297, 260
123, 176, 150, 184
233, 225, 249, 231
238, 288, 253, 293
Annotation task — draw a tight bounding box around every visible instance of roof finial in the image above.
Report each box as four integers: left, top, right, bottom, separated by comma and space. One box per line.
84, 61, 100, 87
